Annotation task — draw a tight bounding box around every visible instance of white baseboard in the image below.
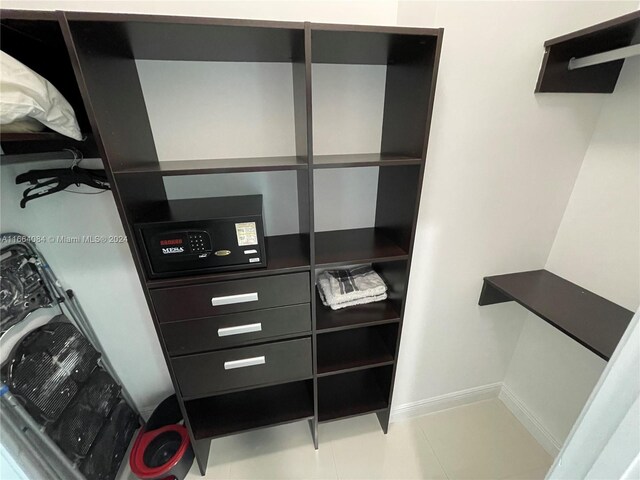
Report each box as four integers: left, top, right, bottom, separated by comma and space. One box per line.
390, 381, 562, 458
390, 382, 503, 423
499, 384, 562, 457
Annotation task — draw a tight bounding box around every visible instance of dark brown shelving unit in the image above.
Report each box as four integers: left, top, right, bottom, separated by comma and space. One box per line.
184, 380, 314, 440
479, 269, 634, 361
535, 10, 640, 93
317, 324, 397, 376
318, 366, 392, 422
315, 228, 408, 267
0, 10, 443, 474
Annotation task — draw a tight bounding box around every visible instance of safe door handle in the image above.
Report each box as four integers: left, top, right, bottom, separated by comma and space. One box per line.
224, 356, 266, 370
218, 323, 262, 337
211, 292, 258, 307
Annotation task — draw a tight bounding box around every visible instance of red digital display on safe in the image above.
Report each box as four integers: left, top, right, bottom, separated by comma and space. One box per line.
160, 238, 183, 246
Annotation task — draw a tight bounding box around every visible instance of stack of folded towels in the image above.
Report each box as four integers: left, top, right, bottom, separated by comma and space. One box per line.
317, 266, 387, 310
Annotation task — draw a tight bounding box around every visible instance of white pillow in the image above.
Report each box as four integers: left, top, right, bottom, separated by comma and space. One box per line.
0, 51, 82, 140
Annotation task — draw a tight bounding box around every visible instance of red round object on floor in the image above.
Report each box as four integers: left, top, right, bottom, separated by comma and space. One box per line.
129, 424, 192, 480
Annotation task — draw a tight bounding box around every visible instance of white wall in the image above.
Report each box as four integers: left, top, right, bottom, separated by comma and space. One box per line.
0, 0, 399, 24
1, 1, 637, 431
137, 61, 298, 160
503, 56, 640, 449
393, 0, 636, 410
0, 158, 173, 411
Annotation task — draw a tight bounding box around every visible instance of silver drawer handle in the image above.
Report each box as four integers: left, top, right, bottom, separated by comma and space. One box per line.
211, 292, 258, 307
224, 356, 266, 370
218, 323, 262, 337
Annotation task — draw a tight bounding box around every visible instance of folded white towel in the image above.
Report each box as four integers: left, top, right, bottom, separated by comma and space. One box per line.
317, 266, 387, 310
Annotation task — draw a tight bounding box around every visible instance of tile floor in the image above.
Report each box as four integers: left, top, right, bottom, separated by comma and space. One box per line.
185, 399, 554, 480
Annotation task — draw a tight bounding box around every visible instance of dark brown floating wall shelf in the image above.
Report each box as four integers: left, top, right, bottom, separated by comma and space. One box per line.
535, 10, 640, 93
478, 269, 634, 361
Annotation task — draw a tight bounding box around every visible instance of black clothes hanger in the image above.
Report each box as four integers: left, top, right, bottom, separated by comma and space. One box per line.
15, 149, 110, 208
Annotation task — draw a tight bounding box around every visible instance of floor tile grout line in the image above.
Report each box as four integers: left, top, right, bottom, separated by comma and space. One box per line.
326, 434, 341, 480
414, 418, 451, 480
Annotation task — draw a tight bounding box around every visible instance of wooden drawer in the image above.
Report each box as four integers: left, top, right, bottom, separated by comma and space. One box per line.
161, 304, 311, 355
151, 272, 310, 322
172, 338, 312, 398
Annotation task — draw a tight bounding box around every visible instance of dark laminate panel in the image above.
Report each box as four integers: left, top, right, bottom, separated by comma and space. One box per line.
116, 156, 309, 175
375, 165, 422, 252
300, 22, 320, 450
535, 10, 640, 93
173, 337, 312, 399
318, 367, 391, 422
146, 234, 310, 288
374, 30, 444, 435
380, 38, 437, 157
315, 228, 408, 267
311, 26, 439, 65
151, 272, 310, 321
543, 10, 640, 47
64, 19, 162, 172
317, 325, 398, 376
185, 380, 314, 440
64, 13, 304, 62
315, 292, 400, 332
0, 133, 98, 157
161, 303, 311, 355
313, 153, 422, 169
479, 269, 634, 361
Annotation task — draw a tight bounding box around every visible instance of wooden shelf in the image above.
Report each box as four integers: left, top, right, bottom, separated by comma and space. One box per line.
313, 153, 421, 169
535, 10, 640, 93
316, 291, 400, 332
116, 156, 309, 175
1, 132, 68, 142
0, 132, 98, 158
479, 269, 634, 361
317, 325, 397, 376
185, 380, 314, 440
147, 234, 309, 288
318, 367, 391, 422
315, 228, 408, 267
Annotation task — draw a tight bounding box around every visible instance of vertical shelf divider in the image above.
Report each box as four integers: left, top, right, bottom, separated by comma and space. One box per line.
298, 21, 319, 449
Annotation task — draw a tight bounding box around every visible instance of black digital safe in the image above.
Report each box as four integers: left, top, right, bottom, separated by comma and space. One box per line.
135, 195, 266, 278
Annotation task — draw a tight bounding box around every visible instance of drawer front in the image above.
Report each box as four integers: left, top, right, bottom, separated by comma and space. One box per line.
172, 338, 312, 398
151, 272, 310, 322
161, 304, 311, 355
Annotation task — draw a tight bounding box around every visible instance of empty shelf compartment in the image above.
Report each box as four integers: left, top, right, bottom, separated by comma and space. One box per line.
184, 380, 314, 440
315, 228, 407, 266
318, 366, 392, 422
317, 324, 398, 376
